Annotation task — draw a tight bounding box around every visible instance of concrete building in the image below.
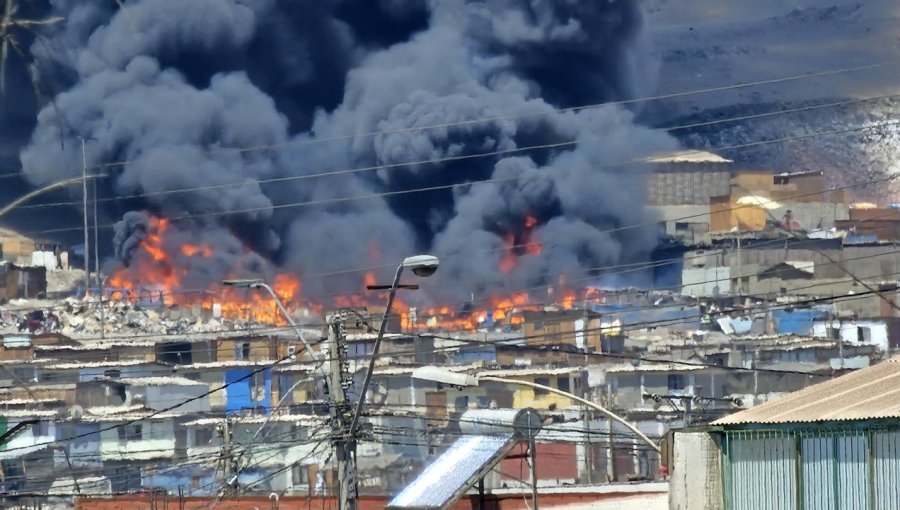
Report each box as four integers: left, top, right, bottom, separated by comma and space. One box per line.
646, 151, 733, 207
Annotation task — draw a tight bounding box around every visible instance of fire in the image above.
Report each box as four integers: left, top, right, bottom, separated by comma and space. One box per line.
107, 216, 315, 325
106, 213, 607, 332
499, 234, 517, 273
498, 216, 543, 273
181, 244, 213, 257
108, 217, 182, 302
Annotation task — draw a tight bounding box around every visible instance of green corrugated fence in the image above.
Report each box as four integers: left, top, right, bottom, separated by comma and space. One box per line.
722, 427, 900, 510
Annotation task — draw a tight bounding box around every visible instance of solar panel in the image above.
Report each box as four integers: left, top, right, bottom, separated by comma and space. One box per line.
386, 433, 516, 509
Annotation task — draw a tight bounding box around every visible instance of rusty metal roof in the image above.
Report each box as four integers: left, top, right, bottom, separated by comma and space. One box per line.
714, 357, 900, 425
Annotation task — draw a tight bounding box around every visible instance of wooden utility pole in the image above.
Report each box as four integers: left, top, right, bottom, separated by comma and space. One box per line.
327, 312, 358, 510
80, 137, 90, 291
218, 417, 237, 495
582, 401, 593, 484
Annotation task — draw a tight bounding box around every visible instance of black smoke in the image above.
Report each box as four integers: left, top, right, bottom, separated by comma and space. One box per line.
12, 0, 676, 305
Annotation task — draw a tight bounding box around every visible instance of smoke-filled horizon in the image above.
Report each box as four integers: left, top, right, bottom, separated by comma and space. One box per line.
12, 0, 679, 304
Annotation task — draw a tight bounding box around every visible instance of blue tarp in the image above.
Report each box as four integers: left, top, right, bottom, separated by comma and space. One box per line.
772, 309, 829, 335
143, 465, 217, 494
453, 345, 497, 364
590, 305, 701, 330
225, 368, 271, 414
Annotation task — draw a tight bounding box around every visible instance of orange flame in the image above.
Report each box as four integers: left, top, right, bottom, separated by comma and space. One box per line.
498, 216, 542, 273
181, 244, 213, 257
108, 215, 597, 332
107, 216, 317, 325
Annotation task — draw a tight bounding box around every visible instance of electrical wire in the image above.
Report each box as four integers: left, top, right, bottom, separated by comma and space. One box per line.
14, 92, 900, 214
1, 58, 896, 190
1, 268, 892, 377
18, 119, 900, 237
1, 175, 894, 327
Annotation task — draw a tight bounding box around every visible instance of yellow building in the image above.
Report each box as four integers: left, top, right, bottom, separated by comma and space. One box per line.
479, 367, 586, 411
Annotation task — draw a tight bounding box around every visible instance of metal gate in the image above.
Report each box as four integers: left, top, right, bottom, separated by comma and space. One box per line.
722, 427, 900, 510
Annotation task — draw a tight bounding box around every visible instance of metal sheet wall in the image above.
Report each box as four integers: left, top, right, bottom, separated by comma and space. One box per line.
724, 426, 900, 510
872, 430, 900, 508
726, 431, 796, 510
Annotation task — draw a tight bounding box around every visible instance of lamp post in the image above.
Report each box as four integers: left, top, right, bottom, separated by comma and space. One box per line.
411, 366, 661, 454
348, 254, 439, 436
334, 254, 438, 510
222, 279, 319, 362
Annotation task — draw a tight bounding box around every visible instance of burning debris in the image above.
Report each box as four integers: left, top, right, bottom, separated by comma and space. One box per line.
0, 296, 294, 337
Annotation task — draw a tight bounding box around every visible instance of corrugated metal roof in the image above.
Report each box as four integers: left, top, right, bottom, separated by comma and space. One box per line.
647, 150, 732, 164
714, 357, 900, 425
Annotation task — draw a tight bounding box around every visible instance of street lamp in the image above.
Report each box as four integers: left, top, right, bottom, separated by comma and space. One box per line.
410, 366, 661, 454
222, 279, 319, 362
348, 255, 439, 435
328, 255, 439, 510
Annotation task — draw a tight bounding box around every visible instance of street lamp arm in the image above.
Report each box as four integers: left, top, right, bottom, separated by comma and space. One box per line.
0, 174, 107, 220
253, 282, 319, 362
479, 375, 661, 453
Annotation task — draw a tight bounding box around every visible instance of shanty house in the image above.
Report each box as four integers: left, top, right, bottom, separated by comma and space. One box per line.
521, 310, 603, 351
183, 414, 326, 493
669, 356, 900, 510
479, 367, 586, 411
0, 262, 47, 301
0, 409, 59, 494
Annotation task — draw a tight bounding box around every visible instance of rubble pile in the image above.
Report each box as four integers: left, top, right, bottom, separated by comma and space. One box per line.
0, 297, 270, 336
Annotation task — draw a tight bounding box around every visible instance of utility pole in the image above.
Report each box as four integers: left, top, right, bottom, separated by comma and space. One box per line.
528, 438, 539, 510
581, 399, 593, 484
218, 417, 238, 496
327, 312, 357, 510
831, 314, 844, 369
735, 223, 742, 296
80, 137, 90, 291
92, 170, 100, 288
683, 398, 693, 428
93, 174, 105, 338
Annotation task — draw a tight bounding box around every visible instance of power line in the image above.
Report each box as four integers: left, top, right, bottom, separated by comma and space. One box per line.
1, 58, 895, 189
19, 118, 900, 237
0, 353, 300, 455
15, 92, 899, 213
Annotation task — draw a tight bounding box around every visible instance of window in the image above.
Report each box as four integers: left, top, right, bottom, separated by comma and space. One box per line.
117, 423, 143, 443
31, 422, 49, 437
291, 463, 310, 489
675, 222, 690, 231
454, 395, 470, 411
194, 427, 213, 446
556, 377, 571, 393
157, 342, 192, 365
235, 342, 251, 360
534, 377, 550, 396
476, 396, 492, 408
291, 425, 309, 441
858, 327, 872, 342
348, 342, 374, 359
12, 366, 35, 382
667, 374, 685, 391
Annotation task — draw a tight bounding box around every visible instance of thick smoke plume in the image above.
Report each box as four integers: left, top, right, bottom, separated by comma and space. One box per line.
14, 0, 677, 305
